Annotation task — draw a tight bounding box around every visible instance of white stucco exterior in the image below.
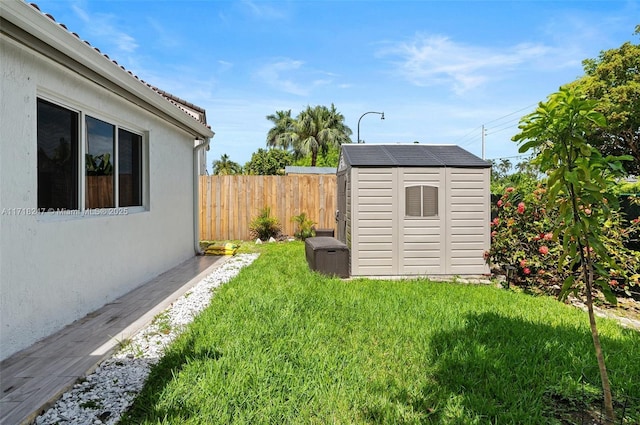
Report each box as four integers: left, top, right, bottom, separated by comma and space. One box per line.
0, 1, 214, 360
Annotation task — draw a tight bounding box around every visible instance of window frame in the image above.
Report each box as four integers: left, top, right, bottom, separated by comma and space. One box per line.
36, 98, 80, 211
37, 95, 147, 218
405, 184, 439, 218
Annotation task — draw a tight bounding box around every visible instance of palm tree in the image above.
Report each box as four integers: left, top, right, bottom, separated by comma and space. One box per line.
266, 110, 296, 150
212, 154, 242, 175
293, 104, 352, 166
491, 158, 512, 181
265, 105, 352, 166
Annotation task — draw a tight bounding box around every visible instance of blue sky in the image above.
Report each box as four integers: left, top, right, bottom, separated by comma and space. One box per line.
33, 0, 639, 171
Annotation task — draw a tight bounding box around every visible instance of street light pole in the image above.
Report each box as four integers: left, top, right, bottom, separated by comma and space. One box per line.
357, 111, 384, 143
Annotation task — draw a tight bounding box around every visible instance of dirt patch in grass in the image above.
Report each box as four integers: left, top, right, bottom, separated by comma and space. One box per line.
597, 296, 640, 322
509, 280, 640, 331
570, 294, 640, 331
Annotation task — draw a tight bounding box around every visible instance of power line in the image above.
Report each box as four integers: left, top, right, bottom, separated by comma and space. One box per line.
486, 154, 530, 161
483, 103, 537, 126
453, 103, 538, 147
486, 125, 519, 137
486, 116, 521, 133
452, 125, 482, 145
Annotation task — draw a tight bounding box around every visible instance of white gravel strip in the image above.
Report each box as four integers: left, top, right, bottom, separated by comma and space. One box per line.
34, 253, 259, 425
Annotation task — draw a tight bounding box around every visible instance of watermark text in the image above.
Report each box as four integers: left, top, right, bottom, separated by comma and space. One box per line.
1, 207, 129, 216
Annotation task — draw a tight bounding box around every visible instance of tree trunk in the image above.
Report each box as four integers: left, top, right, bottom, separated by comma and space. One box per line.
583, 251, 616, 422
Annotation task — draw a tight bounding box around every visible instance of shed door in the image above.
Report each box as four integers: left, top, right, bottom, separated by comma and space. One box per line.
336, 172, 347, 243
398, 168, 446, 275
351, 167, 446, 276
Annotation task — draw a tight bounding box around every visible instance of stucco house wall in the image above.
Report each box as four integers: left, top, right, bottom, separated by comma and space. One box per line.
0, 1, 213, 360
337, 144, 491, 278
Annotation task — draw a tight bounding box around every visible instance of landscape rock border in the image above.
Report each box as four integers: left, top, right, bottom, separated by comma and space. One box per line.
34, 253, 259, 425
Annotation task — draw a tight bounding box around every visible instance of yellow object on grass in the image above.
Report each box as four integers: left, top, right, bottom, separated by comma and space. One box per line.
204, 242, 239, 256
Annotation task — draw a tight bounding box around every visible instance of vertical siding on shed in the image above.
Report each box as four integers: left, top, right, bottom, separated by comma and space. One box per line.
445, 168, 490, 274
347, 162, 490, 277
399, 168, 446, 275
351, 168, 397, 275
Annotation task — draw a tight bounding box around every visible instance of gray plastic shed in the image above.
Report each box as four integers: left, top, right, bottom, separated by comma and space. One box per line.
336, 144, 492, 277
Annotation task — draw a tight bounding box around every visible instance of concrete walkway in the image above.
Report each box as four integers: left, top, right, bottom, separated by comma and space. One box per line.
0, 255, 227, 425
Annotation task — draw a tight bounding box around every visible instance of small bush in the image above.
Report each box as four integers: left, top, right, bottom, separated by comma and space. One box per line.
249, 207, 281, 240
292, 212, 315, 240
614, 180, 640, 195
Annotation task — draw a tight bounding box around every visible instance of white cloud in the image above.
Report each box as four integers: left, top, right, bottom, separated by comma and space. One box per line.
241, 0, 288, 20
71, 4, 138, 54
254, 59, 333, 96
379, 34, 552, 95
146, 17, 180, 49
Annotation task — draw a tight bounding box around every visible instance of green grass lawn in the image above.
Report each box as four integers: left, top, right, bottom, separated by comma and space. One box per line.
120, 242, 640, 424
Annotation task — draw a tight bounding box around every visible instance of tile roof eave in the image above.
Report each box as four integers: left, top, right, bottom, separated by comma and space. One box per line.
2, 1, 213, 139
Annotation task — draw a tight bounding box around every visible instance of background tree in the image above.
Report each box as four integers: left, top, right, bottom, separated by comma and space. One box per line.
265, 104, 352, 166
492, 158, 512, 180
244, 148, 293, 175
567, 26, 640, 174
293, 145, 341, 168
212, 153, 242, 175
266, 110, 296, 150
490, 157, 540, 194
513, 86, 633, 422
292, 104, 352, 166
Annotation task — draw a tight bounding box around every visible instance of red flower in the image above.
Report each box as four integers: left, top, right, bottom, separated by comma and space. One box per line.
491, 230, 497, 237
539, 246, 549, 255
543, 232, 553, 241
506, 187, 514, 193
517, 202, 525, 214
492, 217, 500, 226
519, 259, 527, 268
610, 279, 618, 286
497, 200, 503, 207
523, 267, 531, 275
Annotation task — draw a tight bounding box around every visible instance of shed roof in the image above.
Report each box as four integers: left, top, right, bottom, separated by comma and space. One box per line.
341, 144, 491, 168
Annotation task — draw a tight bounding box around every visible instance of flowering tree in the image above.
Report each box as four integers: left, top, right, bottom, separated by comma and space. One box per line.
489, 186, 640, 290
511, 87, 633, 421
489, 185, 562, 285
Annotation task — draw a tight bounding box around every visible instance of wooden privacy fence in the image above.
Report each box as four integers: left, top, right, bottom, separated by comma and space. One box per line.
199, 175, 337, 241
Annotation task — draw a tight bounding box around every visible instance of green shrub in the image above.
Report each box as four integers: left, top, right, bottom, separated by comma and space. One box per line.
249, 207, 281, 240
292, 212, 315, 240
488, 184, 560, 286
487, 185, 640, 293
615, 180, 640, 195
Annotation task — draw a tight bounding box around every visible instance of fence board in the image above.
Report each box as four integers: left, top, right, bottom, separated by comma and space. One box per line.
199, 175, 337, 241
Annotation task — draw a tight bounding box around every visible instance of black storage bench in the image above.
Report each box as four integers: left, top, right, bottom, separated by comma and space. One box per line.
313, 228, 334, 237
305, 237, 349, 278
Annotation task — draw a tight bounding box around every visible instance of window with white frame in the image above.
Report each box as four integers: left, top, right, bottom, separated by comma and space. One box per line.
405, 185, 438, 217
37, 98, 144, 212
